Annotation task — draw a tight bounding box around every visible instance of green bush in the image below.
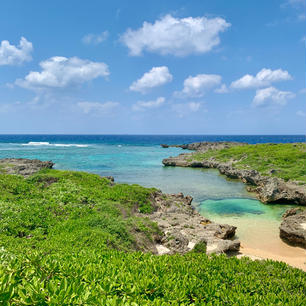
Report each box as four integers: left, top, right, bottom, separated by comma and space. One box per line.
0, 169, 305, 305
0, 250, 305, 305
192, 241, 207, 253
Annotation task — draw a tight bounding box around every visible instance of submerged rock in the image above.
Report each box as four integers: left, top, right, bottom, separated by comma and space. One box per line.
280, 209, 306, 248
0, 158, 54, 177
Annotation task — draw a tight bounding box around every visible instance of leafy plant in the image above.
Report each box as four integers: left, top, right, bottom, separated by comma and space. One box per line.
0, 168, 305, 305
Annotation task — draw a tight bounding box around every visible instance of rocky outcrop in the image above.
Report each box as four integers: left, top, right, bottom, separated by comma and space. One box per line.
280, 209, 306, 248
0, 158, 54, 177
163, 153, 306, 206
161, 141, 246, 152
1, 158, 239, 256
148, 192, 240, 255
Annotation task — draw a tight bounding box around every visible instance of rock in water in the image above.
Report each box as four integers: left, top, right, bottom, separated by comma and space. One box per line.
0, 158, 54, 177
280, 209, 306, 248
149, 191, 240, 255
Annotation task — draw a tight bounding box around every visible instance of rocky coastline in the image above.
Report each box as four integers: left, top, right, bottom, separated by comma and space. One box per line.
162, 142, 306, 206
0, 157, 240, 256
0, 158, 54, 177
149, 191, 240, 255
161, 141, 246, 151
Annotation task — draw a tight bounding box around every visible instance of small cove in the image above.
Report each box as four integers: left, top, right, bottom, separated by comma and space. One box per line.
199, 197, 306, 270
0, 136, 305, 269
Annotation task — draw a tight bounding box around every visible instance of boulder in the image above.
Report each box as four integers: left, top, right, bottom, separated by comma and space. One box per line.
148, 191, 240, 255
280, 209, 306, 248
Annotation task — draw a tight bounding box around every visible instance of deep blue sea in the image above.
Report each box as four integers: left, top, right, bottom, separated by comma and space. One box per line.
1, 134, 305, 256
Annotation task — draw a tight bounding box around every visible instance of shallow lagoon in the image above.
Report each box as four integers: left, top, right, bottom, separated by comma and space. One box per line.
0, 139, 305, 269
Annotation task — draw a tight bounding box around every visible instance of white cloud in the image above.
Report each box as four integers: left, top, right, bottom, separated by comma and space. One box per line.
252, 87, 295, 107
215, 84, 229, 93
130, 66, 172, 93
82, 31, 109, 45
231, 68, 292, 89
132, 97, 165, 111
172, 102, 202, 117
16, 56, 109, 90
121, 14, 230, 56
0, 37, 33, 66
78, 101, 119, 114
176, 74, 221, 97
296, 110, 306, 117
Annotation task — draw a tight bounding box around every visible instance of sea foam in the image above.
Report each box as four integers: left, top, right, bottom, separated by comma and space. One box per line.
22, 142, 88, 148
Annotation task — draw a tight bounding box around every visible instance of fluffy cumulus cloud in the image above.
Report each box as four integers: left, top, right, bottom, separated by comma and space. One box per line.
16, 56, 109, 90
77, 101, 119, 114
176, 74, 221, 97
130, 66, 172, 93
252, 87, 295, 107
231, 68, 292, 89
0, 37, 33, 66
132, 97, 165, 111
172, 102, 201, 117
121, 14, 230, 56
82, 31, 109, 45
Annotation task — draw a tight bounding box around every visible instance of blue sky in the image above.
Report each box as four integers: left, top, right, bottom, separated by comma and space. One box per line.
0, 0, 305, 134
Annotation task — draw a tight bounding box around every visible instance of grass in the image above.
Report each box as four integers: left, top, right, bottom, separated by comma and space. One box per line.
0, 168, 305, 305
191, 143, 306, 183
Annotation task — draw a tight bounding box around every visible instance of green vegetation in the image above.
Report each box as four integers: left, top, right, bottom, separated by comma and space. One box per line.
0, 169, 160, 255
191, 241, 207, 253
191, 143, 306, 183
0, 169, 305, 305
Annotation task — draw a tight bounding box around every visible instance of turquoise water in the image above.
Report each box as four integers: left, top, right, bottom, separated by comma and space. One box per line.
1, 135, 304, 264
200, 198, 294, 218
0, 135, 300, 219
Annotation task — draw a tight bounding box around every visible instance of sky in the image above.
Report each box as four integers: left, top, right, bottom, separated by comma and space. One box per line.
0, 0, 305, 134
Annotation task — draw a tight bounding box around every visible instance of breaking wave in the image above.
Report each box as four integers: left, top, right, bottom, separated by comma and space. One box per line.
21, 142, 89, 148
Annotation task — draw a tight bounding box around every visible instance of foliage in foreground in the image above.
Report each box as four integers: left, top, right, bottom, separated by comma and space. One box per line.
191, 143, 306, 183
0, 169, 305, 305
1, 249, 306, 305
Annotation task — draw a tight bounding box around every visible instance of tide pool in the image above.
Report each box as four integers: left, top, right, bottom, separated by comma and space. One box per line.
0, 135, 305, 268
199, 198, 294, 218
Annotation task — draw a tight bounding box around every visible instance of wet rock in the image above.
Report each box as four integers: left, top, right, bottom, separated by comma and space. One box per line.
280, 209, 306, 248
282, 208, 302, 218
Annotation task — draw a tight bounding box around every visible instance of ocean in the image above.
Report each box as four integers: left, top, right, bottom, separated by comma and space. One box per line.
0, 134, 304, 201
0, 134, 305, 256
